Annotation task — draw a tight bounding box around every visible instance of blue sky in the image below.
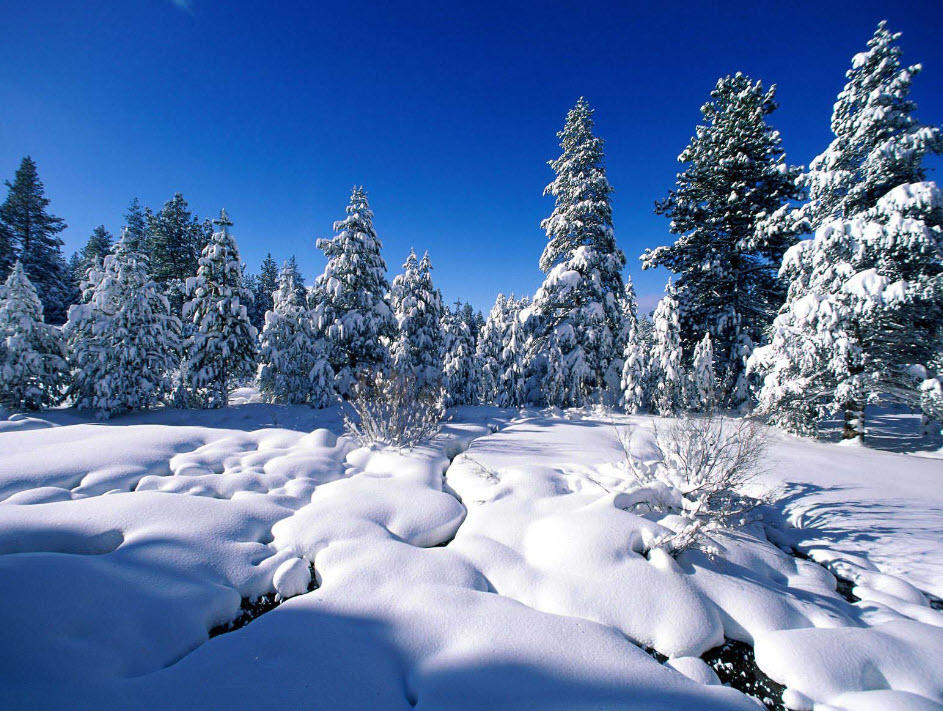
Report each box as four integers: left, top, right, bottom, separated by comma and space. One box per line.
2, 0, 941, 313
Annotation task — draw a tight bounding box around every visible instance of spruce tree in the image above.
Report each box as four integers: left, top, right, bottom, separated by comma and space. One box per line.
314, 187, 396, 396
0, 262, 67, 410
257, 261, 334, 407
499, 296, 530, 407
688, 332, 717, 412
752, 181, 943, 440
182, 210, 258, 408
619, 278, 648, 414
442, 300, 480, 407
477, 294, 510, 405
389, 249, 444, 390
795, 22, 943, 229
149, 193, 206, 312
650, 282, 684, 416
643, 74, 802, 408
123, 198, 151, 253
531, 98, 627, 406
0, 157, 70, 323
71, 225, 113, 289
65, 234, 181, 417
250, 253, 279, 332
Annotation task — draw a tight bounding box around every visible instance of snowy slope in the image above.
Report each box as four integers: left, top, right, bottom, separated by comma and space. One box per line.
1, 400, 941, 710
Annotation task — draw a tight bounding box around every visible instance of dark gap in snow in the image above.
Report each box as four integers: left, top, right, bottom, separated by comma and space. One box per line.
926, 592, 943, 611
642, 646, 668, 664
209, 562, 317, 639
702, 639, 786, 711
789, 548, 860, 603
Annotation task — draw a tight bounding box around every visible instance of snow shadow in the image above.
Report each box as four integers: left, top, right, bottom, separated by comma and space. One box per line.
817, 404, 943, 454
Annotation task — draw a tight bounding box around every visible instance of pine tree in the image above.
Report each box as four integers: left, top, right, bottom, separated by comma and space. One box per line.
650, 282, 684, 416
459, 301, 484, 349
314, 187, 396, 396
688, 332, 717, 412
65, 234, 181, 417
389, 249, 444, 390
619, 278, 648, 413
0, 157, 70, 323
0, 261, 67, 410
257, 261, 334, 407
477, 294, 510, 405
123, 198, 151, 253
442, 300, 480, 406
499, 296, 530, 407
249, 253, 279, 332
71, 225, 114, 290
642, 74, 802, 408
181, 210, 258, 408
752, 181, 943, 440
149, 193, 206, 312
531, 98, 627, 406
795, 22, 943, 229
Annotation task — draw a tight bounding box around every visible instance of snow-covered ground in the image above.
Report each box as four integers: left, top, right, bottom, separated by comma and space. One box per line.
1, 395, 941, 710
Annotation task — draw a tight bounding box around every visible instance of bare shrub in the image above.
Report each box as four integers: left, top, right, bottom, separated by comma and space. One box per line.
615, 414, 773, 555
343, 370, 446, 448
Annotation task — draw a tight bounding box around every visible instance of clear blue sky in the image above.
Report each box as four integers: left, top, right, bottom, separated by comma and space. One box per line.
2, 1, 941, 313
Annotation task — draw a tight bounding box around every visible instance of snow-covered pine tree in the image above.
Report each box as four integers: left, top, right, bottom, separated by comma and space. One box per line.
499, 296, 530, 407
65, 233, 181, 417
459, 301, 484, 349
0, 261, 67, 410
70, 225, 114, 294
619, 278, 648, 413
389, 249, 444, 390
123, 198, 151, 254
257, 260, 334, 407
181, 210, 258, 408
650, 281, 684, 416
688, 332, 717, 412
149, 193, 208, 313
530, 98, 627, 407
793, 22, 943, 229
642, 74, 802, 409
314, 187, 397, 396
477, 294, 510, 405
249, 253, 279, 332
442, 299, 480, 407
751, 182, 943, 440
0, 157, 70, 323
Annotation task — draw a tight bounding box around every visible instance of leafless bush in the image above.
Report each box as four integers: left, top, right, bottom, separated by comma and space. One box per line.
343, 370, 446, 448
615, 414, 773, 555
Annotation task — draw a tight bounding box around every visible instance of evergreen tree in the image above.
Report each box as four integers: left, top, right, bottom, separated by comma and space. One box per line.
442, 300, 480, 407
477, 294, 510, 405
0, 261, 67, 410
499, 296, 530, 407
642, 74, 802, 408
314, 187, 396, 396
71, 225, 113, 290
619, 278, 648, 413
794, 22, 943, 229
149, 193, 206, 311
182, 210, 258, 408
65, 234, 181, 417
0, 157, 70, 323
531, 98, 627, 406
460, 301, 485, 348
688, 332, 717, 412
752, 181, 943, 440
250, 253, 279, 332
650, 282, 684, 416
389, 249, 445, 390
123, 198, 151, 253
257, 261, 334, 407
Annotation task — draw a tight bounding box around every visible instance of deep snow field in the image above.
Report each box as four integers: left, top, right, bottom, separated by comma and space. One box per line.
1, 391, 942, 710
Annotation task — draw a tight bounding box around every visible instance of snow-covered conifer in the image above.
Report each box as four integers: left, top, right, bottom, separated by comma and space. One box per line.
66, 234, 180, 416
442, 300, 480, 407
619, 279, 648, 413
752, 182, 943, 440
795, 22, 943, 229
643, 74, 802, 408
257, 261, 334, 406
314, 187, 396, 396
181, 210, 257, 408
0, 261, 67, 409
477, 294, 510, 405
531, 98, 627, 406
389, 249, 444, 390
688, 332, 717, 412
650, 282, 684, 416
499, 296, 530, 407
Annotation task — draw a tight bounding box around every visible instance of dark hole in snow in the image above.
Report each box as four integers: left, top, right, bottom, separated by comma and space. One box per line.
789, 548, 860, 603
926, 593, 943, 611
209, 562, 317, 639
642, 646, 668, 664
702, 639, 786, 711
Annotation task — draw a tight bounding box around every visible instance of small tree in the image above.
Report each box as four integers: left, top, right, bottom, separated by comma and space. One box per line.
182, 210, 257, 408
650, 282, 684, 416
442, 300, 480, 407
620, 278, 648, 413
389, 249, 445, 390
0, 262, 67, 409
66, 235, 181, 417
688, 333, 717, 412
257, 261, 334, 407
476, 294, 510, 405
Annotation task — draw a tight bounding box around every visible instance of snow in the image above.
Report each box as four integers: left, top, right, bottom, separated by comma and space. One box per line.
1, 398, 942, 709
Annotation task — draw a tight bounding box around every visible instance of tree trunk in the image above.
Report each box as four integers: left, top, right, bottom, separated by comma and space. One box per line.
842, 403, 864, 441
